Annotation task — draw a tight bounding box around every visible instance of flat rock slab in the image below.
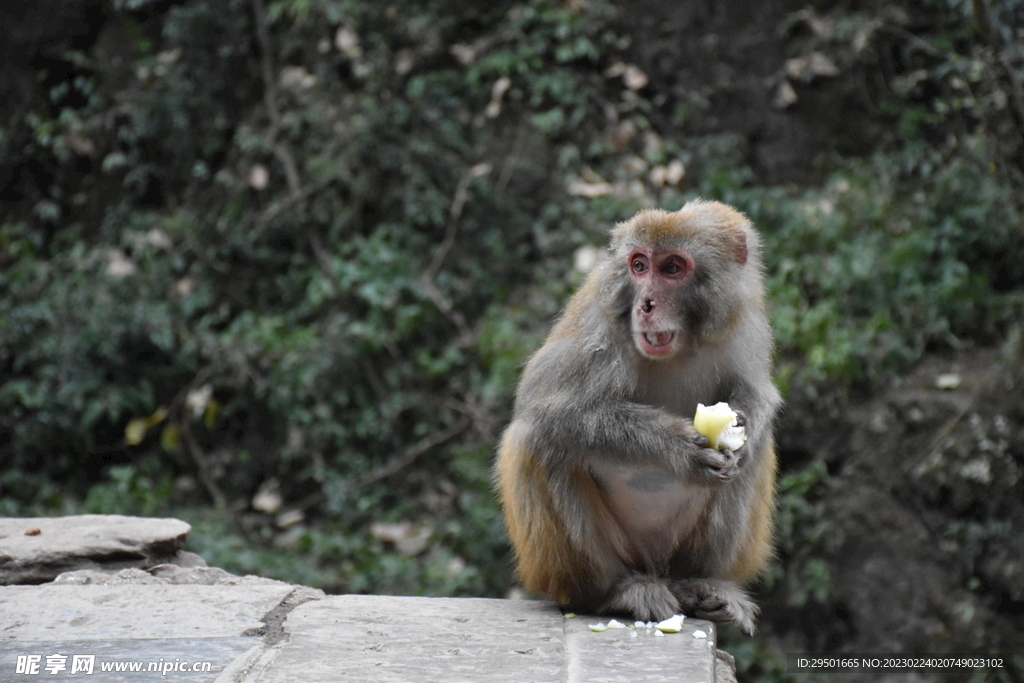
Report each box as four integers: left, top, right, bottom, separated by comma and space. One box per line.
0, 516, 192, 585
1, 584, 296, 640
259, 595, 729, 683
262, 595, 566, 683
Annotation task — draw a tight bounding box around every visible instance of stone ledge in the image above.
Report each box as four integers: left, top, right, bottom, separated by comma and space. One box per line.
0, 515, 737, 682
1, 587, 735, 682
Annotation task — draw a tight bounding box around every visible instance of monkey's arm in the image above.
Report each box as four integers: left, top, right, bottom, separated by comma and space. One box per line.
716, 313, 782, 466
513, 340, 727, 480
724, 378, 780, 461
692, 330, 781, 582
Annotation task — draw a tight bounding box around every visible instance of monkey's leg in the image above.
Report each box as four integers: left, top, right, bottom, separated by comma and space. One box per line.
670, 578, 758, 635
497, 430, 631, 609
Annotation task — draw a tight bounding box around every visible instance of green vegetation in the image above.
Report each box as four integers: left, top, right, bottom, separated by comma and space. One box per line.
756, 148, 1022, 388
1, 0, 1022, 673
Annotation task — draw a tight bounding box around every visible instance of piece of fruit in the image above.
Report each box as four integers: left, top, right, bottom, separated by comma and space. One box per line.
693, 402, 746, 451
655, 614, 685, 633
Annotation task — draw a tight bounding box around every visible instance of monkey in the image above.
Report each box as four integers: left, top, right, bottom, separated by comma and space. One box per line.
494, 199, 781, 635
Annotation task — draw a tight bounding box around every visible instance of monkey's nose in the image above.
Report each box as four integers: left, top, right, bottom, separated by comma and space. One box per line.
640, 299, 655, 315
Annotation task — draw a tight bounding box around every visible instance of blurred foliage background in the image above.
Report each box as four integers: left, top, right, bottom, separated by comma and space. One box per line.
2, 0, 1023, 680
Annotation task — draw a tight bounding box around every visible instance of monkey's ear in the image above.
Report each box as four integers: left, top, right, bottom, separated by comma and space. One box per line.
727, 229, 748, 266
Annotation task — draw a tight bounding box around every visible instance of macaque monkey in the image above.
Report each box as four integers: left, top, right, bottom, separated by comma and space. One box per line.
495, 200, 780, 634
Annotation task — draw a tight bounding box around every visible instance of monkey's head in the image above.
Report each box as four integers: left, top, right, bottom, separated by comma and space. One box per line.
609, 200, 759, 361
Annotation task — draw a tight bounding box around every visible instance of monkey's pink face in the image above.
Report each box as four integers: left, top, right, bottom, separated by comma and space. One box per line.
627, 247, 694, 359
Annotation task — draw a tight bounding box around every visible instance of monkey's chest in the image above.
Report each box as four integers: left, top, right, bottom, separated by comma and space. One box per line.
587, 461, 711, 566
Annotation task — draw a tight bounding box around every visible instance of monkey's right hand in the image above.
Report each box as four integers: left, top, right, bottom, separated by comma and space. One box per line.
677, 420, 740, 483
694, 446, 741, 483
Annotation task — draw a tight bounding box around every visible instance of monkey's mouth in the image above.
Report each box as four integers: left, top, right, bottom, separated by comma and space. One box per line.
638, 330, 677, 357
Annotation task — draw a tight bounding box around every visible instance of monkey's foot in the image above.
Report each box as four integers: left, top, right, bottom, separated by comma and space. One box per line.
602, 574, 680, 623
671, 578, 758, 635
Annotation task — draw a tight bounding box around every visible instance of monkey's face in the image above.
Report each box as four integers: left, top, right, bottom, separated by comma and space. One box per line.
627, 246, 695, 360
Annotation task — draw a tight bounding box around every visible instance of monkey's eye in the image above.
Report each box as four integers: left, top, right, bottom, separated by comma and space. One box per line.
660, 255, 691, 277
631, 259, 647, 273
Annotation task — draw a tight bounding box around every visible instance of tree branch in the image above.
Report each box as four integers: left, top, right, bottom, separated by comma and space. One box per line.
419, 163, 491, 339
